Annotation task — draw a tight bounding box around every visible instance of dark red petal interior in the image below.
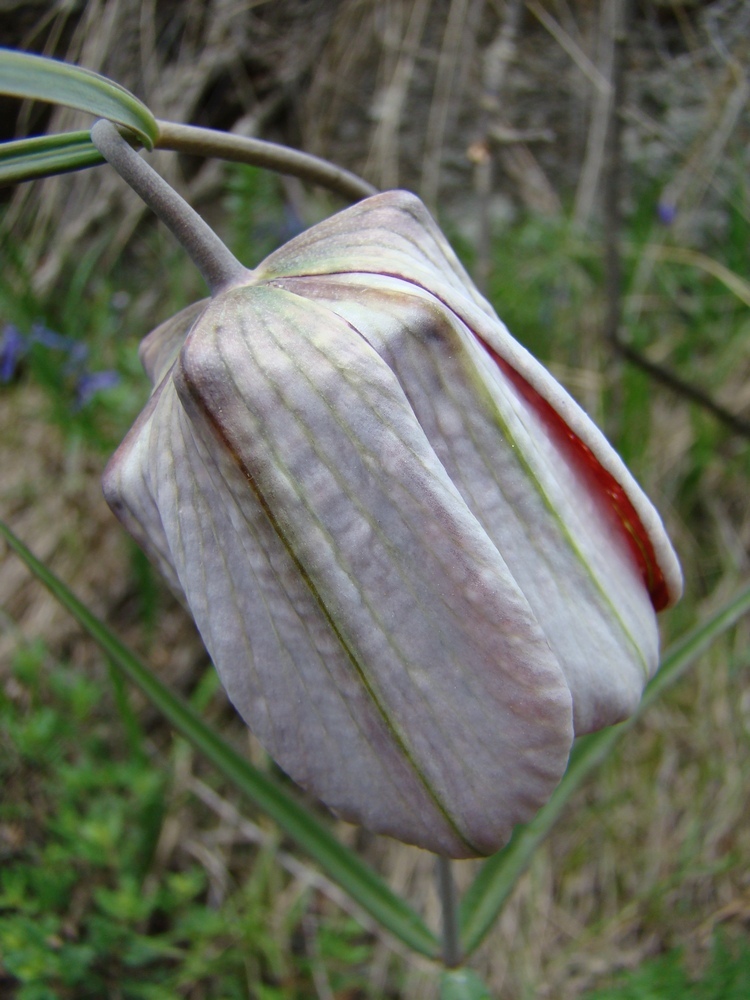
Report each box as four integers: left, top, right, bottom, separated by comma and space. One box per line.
480, 341, 669, 612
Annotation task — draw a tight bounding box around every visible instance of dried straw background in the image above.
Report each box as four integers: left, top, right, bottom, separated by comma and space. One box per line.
4, 0, 748, 285
2, 1, 750, 998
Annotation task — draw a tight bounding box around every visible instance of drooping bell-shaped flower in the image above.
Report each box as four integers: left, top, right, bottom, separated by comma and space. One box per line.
94, 122, 682, 859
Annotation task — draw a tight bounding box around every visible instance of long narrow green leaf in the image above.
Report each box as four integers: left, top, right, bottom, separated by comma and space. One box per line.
0, 48, 157, 148
0, 131, 102, 185
0, 519, 439, 960
460, 584, 750, 957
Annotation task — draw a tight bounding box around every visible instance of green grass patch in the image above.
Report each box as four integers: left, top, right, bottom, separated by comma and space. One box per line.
582, 935, 750, 1000
0, 641, 378, 999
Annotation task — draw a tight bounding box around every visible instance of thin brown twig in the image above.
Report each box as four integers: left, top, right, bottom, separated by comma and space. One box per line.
602, 0, 628, 351
574, 0, 617, 228
366, 0, 430, 189
525, 0, 610, 94
473, 0, 524, 294
612, 343, 750, 439
421, 0, 475, 208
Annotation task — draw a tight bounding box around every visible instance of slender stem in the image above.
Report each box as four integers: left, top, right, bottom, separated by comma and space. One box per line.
90, 119, 248, 295
155, 120, 378, 202
437, 855, 461, 967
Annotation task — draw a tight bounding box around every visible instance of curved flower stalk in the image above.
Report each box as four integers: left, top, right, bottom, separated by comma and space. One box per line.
96, 124, 682, 859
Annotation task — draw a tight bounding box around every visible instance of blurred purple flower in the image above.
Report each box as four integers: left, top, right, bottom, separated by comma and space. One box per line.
0, 324, 27, 382
28, 322, 90, 372
2, 320, 119, 407
29, 322, 79, 352
75, 369, 120, 409
657, 202, 677, 226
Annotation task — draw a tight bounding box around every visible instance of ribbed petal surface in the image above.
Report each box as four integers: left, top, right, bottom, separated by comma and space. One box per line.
273, 273, 659, 734
104, 189, 682, 856
253, 191, 682, 615
105, 286, 575, 856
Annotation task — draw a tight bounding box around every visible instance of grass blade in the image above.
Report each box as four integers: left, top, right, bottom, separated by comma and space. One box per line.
0, 48, 157, 149
0, 131, 102, 186
460, 584, 750, 957
0, 518, 440, 960
650, 245, 750, 309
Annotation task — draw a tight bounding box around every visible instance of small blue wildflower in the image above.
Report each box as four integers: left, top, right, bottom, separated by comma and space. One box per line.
0, 324, 27, 382
28, 322, 80, 353
29, 322, 92, 377
3, 319, 120, 409
657, 202, 677, 226
75, 369, 120, 409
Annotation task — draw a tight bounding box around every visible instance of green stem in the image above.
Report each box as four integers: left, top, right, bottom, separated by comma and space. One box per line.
437, 855, 461, 967
155, 120, 378, 202
90, 119, 249, 295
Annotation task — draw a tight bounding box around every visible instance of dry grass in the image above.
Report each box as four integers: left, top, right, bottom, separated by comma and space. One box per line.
2, 2, 750, 997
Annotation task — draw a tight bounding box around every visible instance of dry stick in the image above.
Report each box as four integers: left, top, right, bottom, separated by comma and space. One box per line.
421, 0, 473, 207
612, 346, 750, 438
366, 0, 430, 189
670, 70, 749, 234
574, 0, 617, 229
525, 0, 610, 95
156, 120, 377, 203
601, 5, 750, 440
473, 0, 524, 294
602, 0, 628, 354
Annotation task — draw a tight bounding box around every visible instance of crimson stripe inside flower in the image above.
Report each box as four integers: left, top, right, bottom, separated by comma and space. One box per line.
480, 341, 669, 612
